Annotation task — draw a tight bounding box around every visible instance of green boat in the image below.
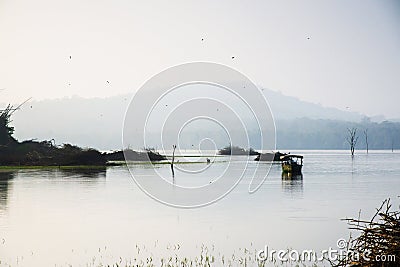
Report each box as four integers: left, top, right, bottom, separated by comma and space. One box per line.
280, 154, 303, 174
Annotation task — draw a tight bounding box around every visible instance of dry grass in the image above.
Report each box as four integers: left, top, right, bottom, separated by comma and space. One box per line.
332, 199, 399, 267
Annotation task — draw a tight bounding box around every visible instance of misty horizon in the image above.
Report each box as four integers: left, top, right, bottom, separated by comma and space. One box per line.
2, 86, 398, 151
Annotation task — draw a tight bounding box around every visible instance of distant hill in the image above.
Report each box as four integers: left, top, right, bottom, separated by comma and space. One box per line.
263, 89, 365, 121
2, 88, 398, 150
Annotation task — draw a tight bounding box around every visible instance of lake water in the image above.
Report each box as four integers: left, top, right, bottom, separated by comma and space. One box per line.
0, 150, 399, 266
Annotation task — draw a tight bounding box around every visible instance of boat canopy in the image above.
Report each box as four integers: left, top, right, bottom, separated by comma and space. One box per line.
280, 154, 304, 160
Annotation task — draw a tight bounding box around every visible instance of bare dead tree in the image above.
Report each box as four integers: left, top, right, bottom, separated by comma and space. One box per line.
364, 129, 369, 154
0, 97, 32, 115
346, 128, 358, 157
0, 98, 32, 147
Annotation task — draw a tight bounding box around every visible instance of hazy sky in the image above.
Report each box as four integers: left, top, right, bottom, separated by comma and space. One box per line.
1, 0, 399, 118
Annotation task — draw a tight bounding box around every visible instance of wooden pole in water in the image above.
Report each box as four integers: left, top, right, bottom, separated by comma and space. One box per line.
171, 145, 176, 177
364, 129, 368, 154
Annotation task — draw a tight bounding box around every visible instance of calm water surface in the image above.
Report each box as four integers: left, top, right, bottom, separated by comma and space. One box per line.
0, 150, 399, 266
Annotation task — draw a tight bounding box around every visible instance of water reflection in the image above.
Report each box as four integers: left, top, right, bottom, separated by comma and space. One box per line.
281, 172, 303, 194
0, 171, 16, 212
58, 168, 106, 179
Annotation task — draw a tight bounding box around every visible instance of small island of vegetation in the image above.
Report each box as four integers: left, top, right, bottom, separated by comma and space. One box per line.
0, 104, 166, 167
218, 145, 260, 156
105, 148, 166, 162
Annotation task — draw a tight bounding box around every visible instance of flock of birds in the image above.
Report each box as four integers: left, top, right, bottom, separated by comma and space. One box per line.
67, 55, 111, 87
63, 37, 238, 118
63, 35, 313, 91
1, 35, 315, 113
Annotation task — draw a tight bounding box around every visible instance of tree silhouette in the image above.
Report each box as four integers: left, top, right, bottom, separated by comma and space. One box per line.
346, 128, 358, 157
0, 105, 16, 146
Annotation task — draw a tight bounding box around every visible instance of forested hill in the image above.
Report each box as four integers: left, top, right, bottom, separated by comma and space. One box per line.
2, 89, 399, 150
276, 118, 400, 150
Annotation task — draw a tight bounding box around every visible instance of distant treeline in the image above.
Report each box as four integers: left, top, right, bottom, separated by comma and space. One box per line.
0, 105, 166, 166
275, 118, 400, 150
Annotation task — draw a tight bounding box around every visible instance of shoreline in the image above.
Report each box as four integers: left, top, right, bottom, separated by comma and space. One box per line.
0, 160, 217, 170
0, 165, 111, 170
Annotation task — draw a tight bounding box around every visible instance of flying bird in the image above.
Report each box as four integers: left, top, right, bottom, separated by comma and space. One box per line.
231, 56, 235, 59
69, 55, 72, 59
